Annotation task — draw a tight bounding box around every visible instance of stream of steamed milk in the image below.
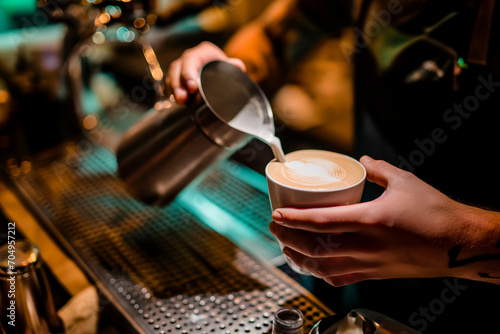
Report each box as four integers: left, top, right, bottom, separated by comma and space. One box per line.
269, 136, 286, 163
221, 90, 289, 163
226, 99, 287, 163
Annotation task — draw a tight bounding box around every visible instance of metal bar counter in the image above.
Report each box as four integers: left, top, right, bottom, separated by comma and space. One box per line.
2, 142, 332, 333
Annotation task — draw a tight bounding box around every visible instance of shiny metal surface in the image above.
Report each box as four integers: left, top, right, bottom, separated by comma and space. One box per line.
8, 144, 332, 333
116, 99, 246, 205
273, 307, 304, 334
198, 61, 274, 141
117, 60, 280, 205
0, 240, 64, 334
200, 61, 286, 162
309, 309, 421, 334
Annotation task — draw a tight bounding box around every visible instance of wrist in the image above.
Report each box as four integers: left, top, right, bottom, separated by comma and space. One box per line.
446, 203, 500, 283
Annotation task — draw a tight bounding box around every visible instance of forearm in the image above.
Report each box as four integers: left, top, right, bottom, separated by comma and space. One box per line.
446, 204, 500, 284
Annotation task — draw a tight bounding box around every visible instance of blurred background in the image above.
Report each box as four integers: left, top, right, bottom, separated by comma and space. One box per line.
0, 0, 272, 160
0, 0, 354, 167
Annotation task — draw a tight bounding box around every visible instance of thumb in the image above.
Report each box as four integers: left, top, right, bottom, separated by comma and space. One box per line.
360, 155, 405, 189
226, 58, 247, 73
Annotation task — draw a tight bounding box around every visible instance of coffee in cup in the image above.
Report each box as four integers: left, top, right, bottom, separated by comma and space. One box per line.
267, 150, 365, 191
265, 149, 366, 275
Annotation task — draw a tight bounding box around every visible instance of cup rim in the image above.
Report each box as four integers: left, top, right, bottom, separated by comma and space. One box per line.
265, 151, 367, 193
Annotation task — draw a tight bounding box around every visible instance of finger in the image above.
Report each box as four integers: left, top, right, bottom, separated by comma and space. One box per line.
270, 222, 343, 257
360, 155, 407, 188
226, 58, 247, 72
270, 223, 383, 258
168, 42, 234, 103
282, 247, 373, 279
272, 204, 373, 233
323, 273, 371, 287
179, 55, 204, 94
180, 42, 242, 93
167, 59, 189, 104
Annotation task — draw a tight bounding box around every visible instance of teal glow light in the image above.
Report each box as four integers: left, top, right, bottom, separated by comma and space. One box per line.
221, 160, 269, 195
177, 189, 282, 262
105, 6, 118, 16
116, 27, 135, 42
0, 0, 36, 14
0, 0, 36, 30
176, 160, 282, 263
458, 57, 468, 69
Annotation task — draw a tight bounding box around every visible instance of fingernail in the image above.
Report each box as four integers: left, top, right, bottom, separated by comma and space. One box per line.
272, 211, 283, 224
361, 155, 373, 162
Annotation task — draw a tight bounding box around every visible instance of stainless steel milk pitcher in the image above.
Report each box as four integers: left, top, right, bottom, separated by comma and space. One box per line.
116, 61, 273, 205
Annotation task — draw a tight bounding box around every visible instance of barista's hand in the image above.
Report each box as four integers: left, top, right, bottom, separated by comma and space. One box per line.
269, 156, 500, 286
166, 42, 246, 104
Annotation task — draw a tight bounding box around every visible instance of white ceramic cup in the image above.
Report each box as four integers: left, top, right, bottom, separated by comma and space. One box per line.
265, 149, 366, 275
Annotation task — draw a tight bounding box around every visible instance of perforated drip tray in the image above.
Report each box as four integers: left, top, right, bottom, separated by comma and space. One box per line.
7, 143, 331, 333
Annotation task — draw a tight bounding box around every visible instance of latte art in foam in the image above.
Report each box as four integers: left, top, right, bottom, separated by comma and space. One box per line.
282, 159, 347, 186
267, 150, 365, 190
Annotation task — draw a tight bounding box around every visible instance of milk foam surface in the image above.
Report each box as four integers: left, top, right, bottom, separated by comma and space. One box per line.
267, 150, 365, 190
283, 159, 346, 186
